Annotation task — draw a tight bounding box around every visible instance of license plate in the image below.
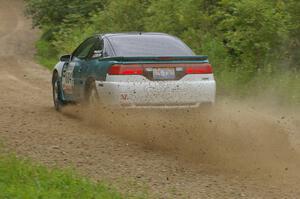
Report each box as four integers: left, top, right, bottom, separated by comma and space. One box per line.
153, 68, 175, 80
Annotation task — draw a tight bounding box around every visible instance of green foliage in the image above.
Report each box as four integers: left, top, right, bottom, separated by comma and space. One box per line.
25, 0, 107, 40
25, 0, 300, 105
25, 0, 107, 28
0, 154, 122, 199
214, 0, 290, 69
145, 0, 184, 34
36, 38, 59, 69
52, 25, 97, 54
93, 0, 150, 32
286, 0, 300, 69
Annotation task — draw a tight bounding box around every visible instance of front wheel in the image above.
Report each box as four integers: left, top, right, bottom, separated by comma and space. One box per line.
52, 72, 64, 111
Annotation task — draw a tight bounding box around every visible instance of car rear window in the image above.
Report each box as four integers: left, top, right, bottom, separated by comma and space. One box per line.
108, 34, 194, 57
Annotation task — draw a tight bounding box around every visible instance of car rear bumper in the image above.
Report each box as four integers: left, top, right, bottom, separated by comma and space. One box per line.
95, 74, 216, 108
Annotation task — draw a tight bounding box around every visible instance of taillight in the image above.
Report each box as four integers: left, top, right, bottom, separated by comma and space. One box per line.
108, 64, 143, 75
185, 64, 213, 74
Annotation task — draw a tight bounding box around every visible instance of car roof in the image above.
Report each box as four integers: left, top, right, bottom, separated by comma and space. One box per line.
96, 32, 170, 39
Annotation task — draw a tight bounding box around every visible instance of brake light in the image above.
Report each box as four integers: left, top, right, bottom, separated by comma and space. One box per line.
108, 64, 143, 75
185, 64, 213, 74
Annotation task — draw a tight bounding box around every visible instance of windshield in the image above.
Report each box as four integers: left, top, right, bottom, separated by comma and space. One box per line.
107, 34, 195, 57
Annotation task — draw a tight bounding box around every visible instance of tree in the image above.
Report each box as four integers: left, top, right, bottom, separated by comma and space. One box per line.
214, 0, 291, 71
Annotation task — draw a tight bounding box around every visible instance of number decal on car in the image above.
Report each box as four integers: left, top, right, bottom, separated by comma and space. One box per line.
62, 63, 75, 94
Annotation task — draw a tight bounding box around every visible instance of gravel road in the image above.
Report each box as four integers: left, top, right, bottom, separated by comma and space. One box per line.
0, 0, 300, 198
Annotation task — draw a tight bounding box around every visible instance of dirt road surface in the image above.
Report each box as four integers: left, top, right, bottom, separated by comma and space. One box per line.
1, 0, 300, 198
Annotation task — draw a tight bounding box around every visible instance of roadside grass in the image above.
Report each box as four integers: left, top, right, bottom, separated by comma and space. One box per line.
35, 38, 58, 70
0, 153, 124, 199
254, 70, 300, 106
215, 66, 300, 106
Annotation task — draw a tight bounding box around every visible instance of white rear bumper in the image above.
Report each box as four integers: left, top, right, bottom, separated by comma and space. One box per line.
96, 74, 216, 108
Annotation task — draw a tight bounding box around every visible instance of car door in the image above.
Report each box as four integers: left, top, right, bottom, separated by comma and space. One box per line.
73, 38, 105, 100
61, 37, 97, 101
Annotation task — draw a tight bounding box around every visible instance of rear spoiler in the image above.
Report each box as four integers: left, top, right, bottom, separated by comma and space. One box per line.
101, 56, 209, 62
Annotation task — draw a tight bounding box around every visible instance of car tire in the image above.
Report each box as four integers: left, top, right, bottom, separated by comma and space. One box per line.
52, 72, 65, 111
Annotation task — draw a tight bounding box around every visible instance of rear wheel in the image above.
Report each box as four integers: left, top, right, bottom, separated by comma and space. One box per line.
52, 72, 64, 111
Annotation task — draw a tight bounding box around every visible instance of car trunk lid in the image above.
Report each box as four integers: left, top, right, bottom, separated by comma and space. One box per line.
106, 56, 212, 81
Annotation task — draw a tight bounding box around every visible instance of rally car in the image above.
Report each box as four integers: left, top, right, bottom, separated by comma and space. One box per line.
52, 32, 216, 110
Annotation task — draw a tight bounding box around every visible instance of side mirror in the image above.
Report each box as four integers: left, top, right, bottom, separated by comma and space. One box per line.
92, 50, 103, 58
60, 54, 71, 62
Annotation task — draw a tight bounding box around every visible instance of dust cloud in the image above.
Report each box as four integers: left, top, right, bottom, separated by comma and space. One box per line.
61, 98, 300, 181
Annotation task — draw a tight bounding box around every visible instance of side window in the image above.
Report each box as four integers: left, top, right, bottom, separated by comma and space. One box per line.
89, 39, 104, 58
103, 38, 115, 57
72, 38, 97, 59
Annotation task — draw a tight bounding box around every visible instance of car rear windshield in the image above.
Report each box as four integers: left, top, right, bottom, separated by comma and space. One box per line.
108, 34, 194, 57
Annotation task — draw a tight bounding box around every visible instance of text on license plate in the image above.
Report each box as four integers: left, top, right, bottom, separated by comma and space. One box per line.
153, 68, 175, 80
